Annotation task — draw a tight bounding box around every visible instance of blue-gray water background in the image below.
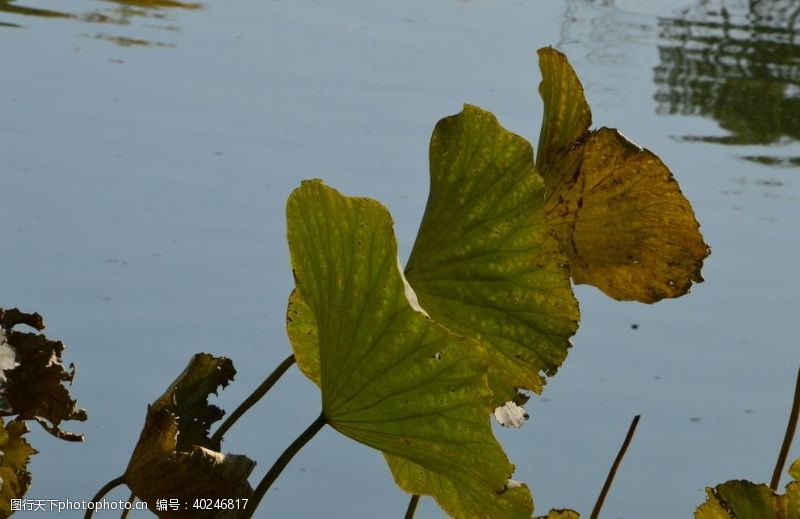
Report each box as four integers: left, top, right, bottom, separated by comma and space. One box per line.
2, 0, 799, 517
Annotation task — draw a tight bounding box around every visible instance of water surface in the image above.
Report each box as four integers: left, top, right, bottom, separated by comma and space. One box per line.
2, 1, 799, 517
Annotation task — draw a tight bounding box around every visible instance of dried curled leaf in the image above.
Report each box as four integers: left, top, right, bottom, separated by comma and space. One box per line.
0, 307, 87, 441
286, 180, 528, 519
536, 47, 709, 303
124, 353, 254, 518
405, 104, 578, 407
0, 418, 36, 516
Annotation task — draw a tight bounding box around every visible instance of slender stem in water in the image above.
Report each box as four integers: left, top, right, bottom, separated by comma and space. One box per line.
770, 367, 800, 491
211, 353, 296, 444
84, 476, 126, 519
591, 415, 641, 519
404, 495, 420, 519
244, 412, 328, 519
120, 492, 135, 519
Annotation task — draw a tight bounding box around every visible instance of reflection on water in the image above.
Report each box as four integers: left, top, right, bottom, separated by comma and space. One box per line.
0, 0, 71, 20
558, 0, 657, 67
91, 33, 175, 47
742, 155, 800, 167
0, 0, 201, 47
654, 0, 800, 165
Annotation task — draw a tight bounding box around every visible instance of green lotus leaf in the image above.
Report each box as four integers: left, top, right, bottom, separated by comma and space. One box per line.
124, 353, 254, 518
535, 510, 581, 519
286, 179, 520, 516
0, 418, 36, 516
386, 453, 534, 519
695, 464, 800, 519
288, 283, 533, 519
0, 307, 87, 441
791, 467, 800, 517
536, 47, 709, 303
286, 290, 320, 385
695, 481, 796, 518
404, 104, 578, 407
287, 290, 534, 518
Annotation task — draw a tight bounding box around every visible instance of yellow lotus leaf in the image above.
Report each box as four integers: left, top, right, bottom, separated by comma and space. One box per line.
536, 47, 709, 303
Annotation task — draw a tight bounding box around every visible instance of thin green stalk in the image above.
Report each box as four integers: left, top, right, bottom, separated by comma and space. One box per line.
770, 367, 800, 491
84, 476, 126, 519
244, 412, 328, 519
404, 495, 420, 519
211, 353, 296, 444
591, 415, 641, 519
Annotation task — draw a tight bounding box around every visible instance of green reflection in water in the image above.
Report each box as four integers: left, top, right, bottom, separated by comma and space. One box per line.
92, 33, 175, 47
742, 155, 800, 168
0, 0, 201, 47
103, 0, 201, 8
654, 0, 800, 165
0, 0, 72, 20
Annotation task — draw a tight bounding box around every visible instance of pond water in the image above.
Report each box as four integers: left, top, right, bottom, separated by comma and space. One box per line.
2, 0, 799, 517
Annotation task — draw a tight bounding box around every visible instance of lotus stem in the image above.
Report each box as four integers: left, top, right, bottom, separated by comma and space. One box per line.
244, 412, 327, 518
591, 415, 641, 519
119, 492, 135, 518
404, 495, 420, 519
211, 353, 296, 444
84, 476, 126, 519
770, 367, 800, 491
